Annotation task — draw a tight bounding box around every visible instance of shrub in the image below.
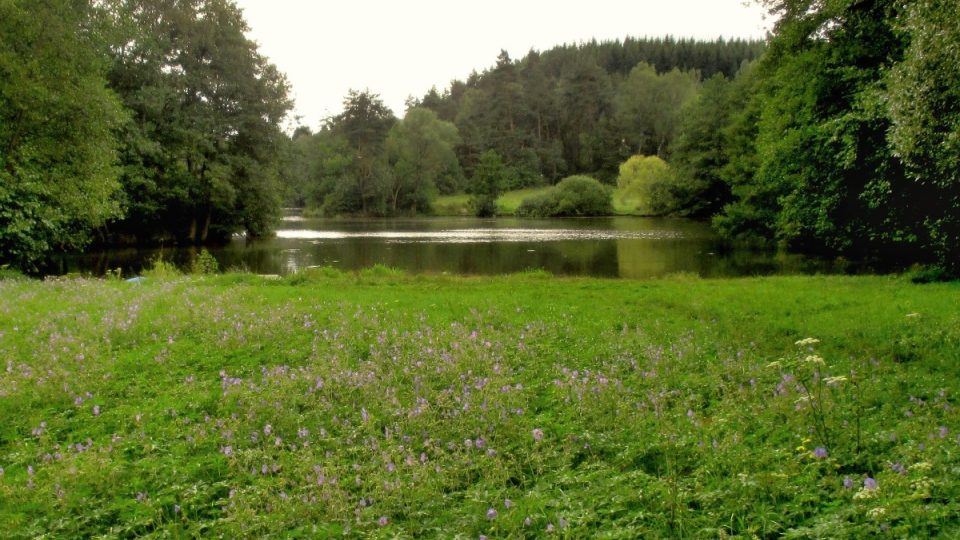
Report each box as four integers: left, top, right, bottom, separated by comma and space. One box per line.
517, 175, 612, 217
142, 256, 180, 279
0, 266, 26, 281
616, 155, 678, 215
191, 249, 220, 275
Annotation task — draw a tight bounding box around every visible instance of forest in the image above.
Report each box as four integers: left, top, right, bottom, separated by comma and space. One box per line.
1, 0, 958, 276
1, 0, 291, 271
281, 38, 765, 217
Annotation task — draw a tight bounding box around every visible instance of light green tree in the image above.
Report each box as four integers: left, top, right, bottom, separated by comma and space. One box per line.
616, 155, 675, 215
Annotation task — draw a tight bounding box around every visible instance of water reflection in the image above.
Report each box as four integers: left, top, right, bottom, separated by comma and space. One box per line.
53, 216, 849, 278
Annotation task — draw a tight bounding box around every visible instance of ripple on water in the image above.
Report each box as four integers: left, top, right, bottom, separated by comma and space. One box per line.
275, 228, 685, 243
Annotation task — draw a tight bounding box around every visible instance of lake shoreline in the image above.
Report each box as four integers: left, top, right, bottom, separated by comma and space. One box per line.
49, 215, 883, 279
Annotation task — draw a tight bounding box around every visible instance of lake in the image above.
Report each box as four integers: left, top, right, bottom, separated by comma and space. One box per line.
52, 214, 850, 278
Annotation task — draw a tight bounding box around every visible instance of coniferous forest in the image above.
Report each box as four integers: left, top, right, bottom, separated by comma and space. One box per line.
2, 0, 959, 276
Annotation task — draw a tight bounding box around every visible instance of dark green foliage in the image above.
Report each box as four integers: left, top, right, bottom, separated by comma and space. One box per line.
470, 150, 507, 217
416, 38, 764, 188
516, 175, 612, 217
887, 0, 960, 274
278, 38, 763, 219
708, 0, 958, 269
909, 266, 958, 284
104, 0, 292, 244
0, 0, 125, 271
668, 74, 742, 217
290, 91, 402, 217
386, 108, 462, 213
328, 90, 396, 215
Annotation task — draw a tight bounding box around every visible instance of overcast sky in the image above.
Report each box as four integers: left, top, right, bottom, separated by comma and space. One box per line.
233, 0, 772, 129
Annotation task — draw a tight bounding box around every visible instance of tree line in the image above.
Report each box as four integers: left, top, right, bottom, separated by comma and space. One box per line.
1, 0, 291, 271
666, 0, 959, 275
281, 37, 765, 215
3, 0, 957, 276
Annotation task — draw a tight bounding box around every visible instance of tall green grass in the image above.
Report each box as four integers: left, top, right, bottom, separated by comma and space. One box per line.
0, 272, 958, 537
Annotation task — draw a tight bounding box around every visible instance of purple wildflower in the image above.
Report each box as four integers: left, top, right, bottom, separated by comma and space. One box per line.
864, 477, 878, 490
377, 516, 389, 527
486, 507, 498, 519
532, 428, 544, 442
939, 426, 949, 439
504, 499, 513, 509
891, 462, 907, 475
843, 476, 854, 489
92, 405, 101, 416
813, 447, 828, 459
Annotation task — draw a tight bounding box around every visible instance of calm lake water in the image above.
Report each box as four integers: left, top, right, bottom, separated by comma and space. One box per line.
54, 214, 850, 278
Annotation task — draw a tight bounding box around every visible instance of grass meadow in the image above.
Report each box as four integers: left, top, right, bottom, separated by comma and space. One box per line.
1, 269, 958, 537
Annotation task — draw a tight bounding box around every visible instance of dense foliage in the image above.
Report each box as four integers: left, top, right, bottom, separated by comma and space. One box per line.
1, 272, 958, 536
282, 38, 765, 217
105, 0, 292, 244
516, 175, 613, 217
0, 0, 125, 271
0, 0, 290, 272
669, 0, 960, 273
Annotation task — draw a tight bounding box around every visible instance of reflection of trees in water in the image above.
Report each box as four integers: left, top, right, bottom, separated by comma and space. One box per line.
614, 238, 845, 279
296, 240, 619, 277
52, 217, 851, 278
615, 238, 716, 279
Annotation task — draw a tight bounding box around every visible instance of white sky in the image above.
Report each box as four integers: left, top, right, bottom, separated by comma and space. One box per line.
233, 0, 772, 129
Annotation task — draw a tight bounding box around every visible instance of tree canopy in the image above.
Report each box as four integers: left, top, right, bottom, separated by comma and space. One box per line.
0, 0, 125, 271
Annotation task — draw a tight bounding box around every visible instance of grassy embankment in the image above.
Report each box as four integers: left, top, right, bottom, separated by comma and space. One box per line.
1, 269, 958, 537
433, 187, 640, 216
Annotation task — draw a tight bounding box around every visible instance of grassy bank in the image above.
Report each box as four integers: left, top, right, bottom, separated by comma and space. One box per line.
433, 187, 555, 216
1, 271, 958, 537
433, 186, 644, 216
